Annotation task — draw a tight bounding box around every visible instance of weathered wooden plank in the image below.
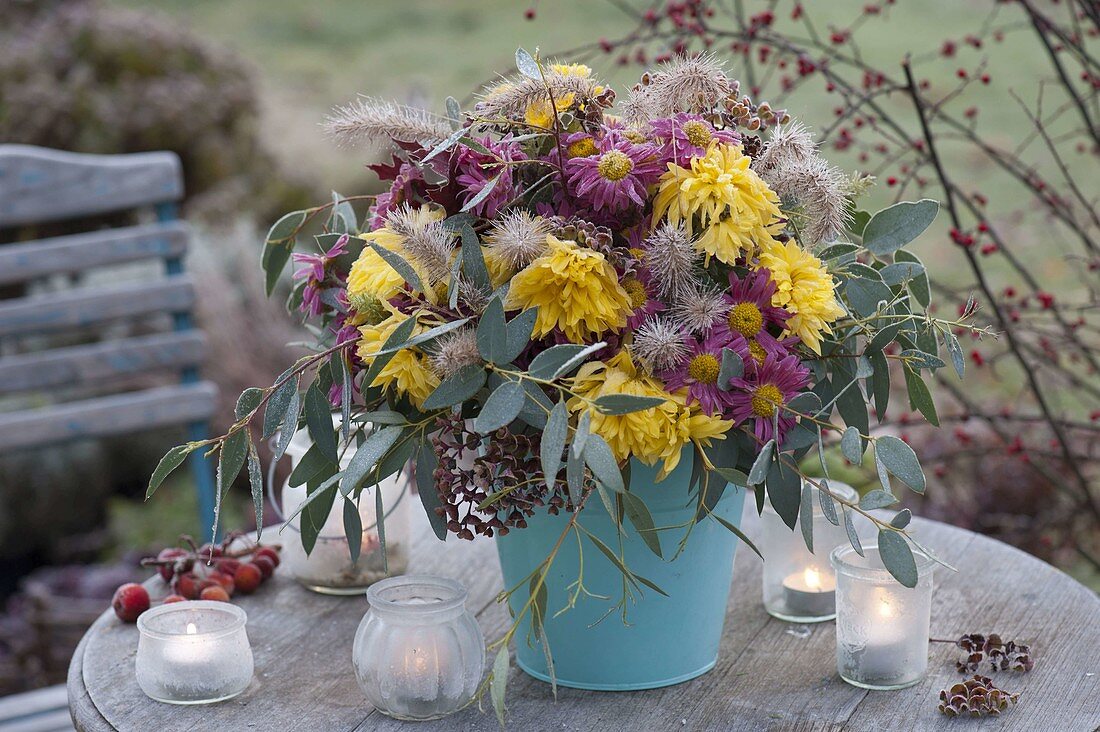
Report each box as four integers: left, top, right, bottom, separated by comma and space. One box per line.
0, 684, 70, 724
0, 222, 190, 286
67, 506, 1100, 732
0, 146, 182, 227
0, 278, 195, 338
0, 709, 74, 732
0, 381, 216, 452
0, 331, 206, 395
66, 636, 112, 732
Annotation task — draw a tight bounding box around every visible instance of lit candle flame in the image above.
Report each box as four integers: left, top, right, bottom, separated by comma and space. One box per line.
186, 622, 198, 635
875, 589, 894, 618
803, 567, 822, 591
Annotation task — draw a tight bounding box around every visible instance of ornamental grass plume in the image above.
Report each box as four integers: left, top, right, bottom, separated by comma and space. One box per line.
652, 143, 784, 264
324, 96, 453, 147
427, 327, 482, 379
505, 234, 632, 342
386, 204, 456, 284
476, 63, 606, 123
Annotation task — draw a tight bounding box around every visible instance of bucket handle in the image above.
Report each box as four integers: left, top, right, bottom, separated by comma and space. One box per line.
265, 435, 406, 536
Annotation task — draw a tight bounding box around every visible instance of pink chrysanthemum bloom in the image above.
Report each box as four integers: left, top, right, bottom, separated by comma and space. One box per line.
565, 131, 663, 212
455, 135, 526, 218
650, 113, 739, 167
712, 268, 795, 370
660, 331, 737, 416
292, 234, 350, 317
727, 353, 811, 445
367, 160, 422, 230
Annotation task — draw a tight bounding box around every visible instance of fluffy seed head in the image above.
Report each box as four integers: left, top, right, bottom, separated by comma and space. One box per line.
670, 287, 729, 335
487, 210, 552, 269
631, 316, 690, 373
428, 328, 482, 378
385, 204, 455, 283
753, 120, 817, 171
323, 96, 453, 147
643, 222, 702, 301
476, 66, 604, 121
622, 53, 731, 123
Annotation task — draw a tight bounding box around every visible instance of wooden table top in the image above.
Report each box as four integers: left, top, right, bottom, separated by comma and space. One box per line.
68, 502, 1100, 731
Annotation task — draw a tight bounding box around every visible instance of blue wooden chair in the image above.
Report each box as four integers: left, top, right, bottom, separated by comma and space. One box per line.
0, 145, 217, 538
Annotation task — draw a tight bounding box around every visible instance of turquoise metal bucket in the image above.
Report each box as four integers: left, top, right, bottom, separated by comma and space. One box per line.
494, 448, 747, 691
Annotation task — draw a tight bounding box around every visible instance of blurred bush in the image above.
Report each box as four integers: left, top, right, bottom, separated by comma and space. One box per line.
0, 0, 316, 221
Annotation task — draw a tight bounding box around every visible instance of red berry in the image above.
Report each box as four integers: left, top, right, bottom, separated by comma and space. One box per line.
197, 544, 224, 563
234, 564, 263, 594
200, 586, 231, 602
255, 547, 280, 567
215, 558, 242, 576
112, 583, 151, 623
173, 572, 200, 600
163, 594, 187, 604
156, 548, 190, 583
252, 556, 276, 579
207, 571, 235, 596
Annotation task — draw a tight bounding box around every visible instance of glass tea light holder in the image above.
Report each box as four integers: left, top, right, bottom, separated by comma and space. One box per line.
353, 576, 485, 721
760, 480, 859, 622
831, 544, 935, 690
135, 601, 253, 704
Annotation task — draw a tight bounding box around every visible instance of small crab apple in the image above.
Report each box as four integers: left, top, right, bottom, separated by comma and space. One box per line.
207, 571, 235, 596
214, 558, 241, 576
163, 595, 186, 604
252, 555, 276, 579
200, 585, 231, 602
255, 547, 280, 567
197, 543, 224, 562
234, 563, 263, 594
155, 548, 190, 582
112, 583, 151, 623
173, 572, 200, 600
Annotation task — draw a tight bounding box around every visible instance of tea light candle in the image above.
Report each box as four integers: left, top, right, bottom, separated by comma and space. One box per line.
760, 481, 859, 622
781, 566, 836, 618
831, 545, 935, 690
135, 601, 253, 704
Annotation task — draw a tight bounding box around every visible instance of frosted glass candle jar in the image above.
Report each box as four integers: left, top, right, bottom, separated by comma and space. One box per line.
353, 576, 485, 721
760, 480, 859, 622
274, 422, 410, 594
831, 544, 935, 690
135, 601, 253, 704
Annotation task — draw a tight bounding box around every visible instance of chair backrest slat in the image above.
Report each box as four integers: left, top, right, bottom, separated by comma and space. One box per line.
0, 221, 190, 286
0, 278, 195, 338
0, 145, 183, 227
0, 331, 207, 395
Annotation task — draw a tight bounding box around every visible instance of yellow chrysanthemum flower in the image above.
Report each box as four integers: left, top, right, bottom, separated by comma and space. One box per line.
356, 312, 440, 409
756, 239, 845, 354
652, 143, 784, 264
482, 246, 515, 289
347, 207, 443, 308
525, 94, 575, 129
505, 235, 631, 343
569, 351, 730, 479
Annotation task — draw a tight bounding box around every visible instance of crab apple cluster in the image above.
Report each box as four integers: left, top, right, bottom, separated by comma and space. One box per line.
111, 537, 281, 623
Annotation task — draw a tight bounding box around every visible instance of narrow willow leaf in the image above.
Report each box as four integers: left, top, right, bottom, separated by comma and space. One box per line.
273, 386, 301, 462
903, 365, 940, 426
747, 440, 774, 485
517, 380, 552, 429
476, 298, 508, 363
331, 191, 357, 233
460, 174, 501, 212
855, 355, 874, 379
301, 472, 339, 556
541, 401, 568, 491
339, 356, 352, 443
818, 480, 840, 526
263, 372, 297, 439
528, 344, 589, 380
344, 498, 363, 564
868, 350, 890, 419
459, 224, 491, 293
550, 341, 607, 379
361, 316, 417, 386
262, 210, 306, 295
842, 506, 865, 557
420, 126, 468, 164
571, 410, 590, 460
415, 438, 447, 541
375, 477, 387, 574
288, 442, 332, 488
622, 491, 662, 558
371, 318, 471, 357
583, 434, 623, 493
862, 199, 939, 257
593, 394, 668, 415
246, 440, 263, 539
490, 647, 509, 727
890, 508, 912, 529
340, 425, 403, 496
944, 332, 965, 379
146, 444, 195, 498
566, 446, 585, 507
234, 388, 263, 420
474, 381, 525, 434
711, 512, 764, 559
841, 426, 863, 465
304, 381, 338, 465
900, 349, 945, 371
799, 481, 814, 553
422, 364, 486, 411
369, 243, 423, 294
875, 435, 927, 493
445, 96, 461, 125
878, 530, 919, 588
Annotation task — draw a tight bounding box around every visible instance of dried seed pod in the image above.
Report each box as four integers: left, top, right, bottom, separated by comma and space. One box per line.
938, 675, 1020, 717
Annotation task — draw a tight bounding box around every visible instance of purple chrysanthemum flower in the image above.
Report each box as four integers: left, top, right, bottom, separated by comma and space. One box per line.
455, 135, 526, 219
712, 268, 794, 371
293, 234, 350, 317
565, 131, 663, 213
649, 113, 739, 167
367, 160, 422, 230
661, 330, 737, 416
727, 353, 811, 445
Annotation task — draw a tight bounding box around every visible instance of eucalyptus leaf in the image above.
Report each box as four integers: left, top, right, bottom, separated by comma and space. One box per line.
541, 401, 568, 491
875, 435, 927, 494
903, 366, 940, 426
583, 434, 623, 493
818, 481, 840, 526
747, 440, 775, 485
890, 508, 912, 529
344, 498, 363, 564
361, 316, 417, 386
862, 199, 939, 257
799, 482, 814, 553
422, 365, 486, 411
476, 298, 508, 363
894, 249, 931, 308
841, 426, 864, 465
371, 318, 471, 357
845, 277, 894, 318
593, 394, 668, 415
880, 261, 925, 287
246, 440, 263, 539
502, 308, 538, 363
550, 341, 607, 379
878, 530, 919, 588
843, 506, 864, 557
859, 489, 898, 510
528, 344, 590, 380
340, 425, 403, 496
460, 174, 501, 213
944, 333, 965, 379
622, 491, 662, 558
766, 460, 801, 529
304, 381, 338, 465
900, 349, 945, 371
490, 647, 509, 727
369, 243, 423, 294
263, 373, 298, 439
474, 381, 525, 434
415, 438, 447, 541
717, 348, 744, 391
147, 444, 196, 499
515, 47, 541, 78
